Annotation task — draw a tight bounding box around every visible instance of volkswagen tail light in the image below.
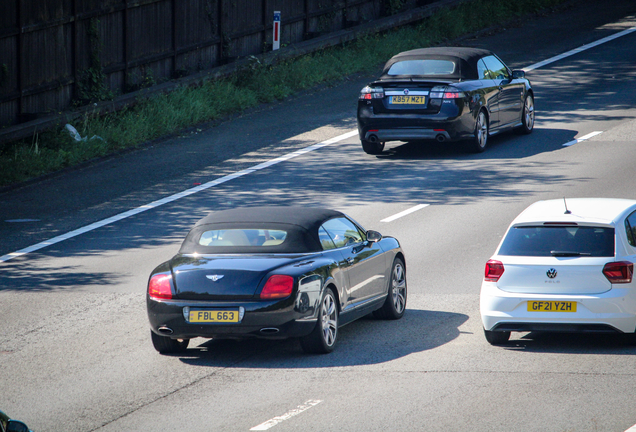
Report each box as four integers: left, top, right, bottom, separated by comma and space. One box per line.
484, 260, 505, 282
603, 261, 633, 284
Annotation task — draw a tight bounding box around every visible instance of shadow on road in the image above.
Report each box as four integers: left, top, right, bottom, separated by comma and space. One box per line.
0, 260, 122, 291
376, 126, 578, 160
176, 309, 468, 367
0, 125, 594, 291
501, 332, 636, 354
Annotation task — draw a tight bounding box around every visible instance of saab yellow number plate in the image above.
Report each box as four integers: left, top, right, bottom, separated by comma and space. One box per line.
391, 95, 426, 104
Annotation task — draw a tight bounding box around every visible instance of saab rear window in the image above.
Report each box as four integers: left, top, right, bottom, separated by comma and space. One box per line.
387, 59, 456, 76
198, 229, 287, 247
498, 226, 614, 257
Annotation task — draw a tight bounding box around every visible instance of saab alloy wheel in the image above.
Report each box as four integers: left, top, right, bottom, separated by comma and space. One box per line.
469, 110, 489, 153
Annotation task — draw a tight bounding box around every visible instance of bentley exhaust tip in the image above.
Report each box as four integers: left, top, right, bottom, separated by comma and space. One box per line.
158, 326, 174, 335
368, 134, 379, 143
260, 328, 280, 334
436, 134, 446, 143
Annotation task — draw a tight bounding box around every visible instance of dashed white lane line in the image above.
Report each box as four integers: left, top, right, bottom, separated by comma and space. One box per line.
250, 400, 322, 431
0, 131, 357, 263
381, 204, 430, 223
524, 26, 636, 71
562, 131, 604, 147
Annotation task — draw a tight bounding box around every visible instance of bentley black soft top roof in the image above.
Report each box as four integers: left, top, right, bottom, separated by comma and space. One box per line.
381, 47, 494, 81
193, 206, 344, 229
180, 206, 346, 254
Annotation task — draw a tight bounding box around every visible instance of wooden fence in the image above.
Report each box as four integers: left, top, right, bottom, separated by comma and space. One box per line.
0, 0, 437, 128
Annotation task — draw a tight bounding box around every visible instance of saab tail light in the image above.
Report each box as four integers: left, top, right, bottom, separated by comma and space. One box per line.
261, 275, 294, 299
359, 86, 385, 100
149, 274, 173, 299
603, 261, 633, 284
484, 260, 505, 282
443, 88, 465, 99
429, 86, 465, 99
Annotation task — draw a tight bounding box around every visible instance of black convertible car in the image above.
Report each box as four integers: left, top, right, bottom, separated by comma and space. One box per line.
357, 47, 534, 154
147, 207, 407, 354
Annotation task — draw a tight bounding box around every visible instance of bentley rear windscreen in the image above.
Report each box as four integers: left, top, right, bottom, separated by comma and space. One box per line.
199, 229, 288, 247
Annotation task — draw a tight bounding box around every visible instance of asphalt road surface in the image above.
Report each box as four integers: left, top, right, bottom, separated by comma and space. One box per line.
2, 1, 636, 431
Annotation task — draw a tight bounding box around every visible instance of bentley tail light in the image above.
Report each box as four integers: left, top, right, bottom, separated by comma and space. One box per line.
149, 274, 173, 299
359, 86, 385, 100
603, 261, 633, 284
484, 260, 505, 282
261, 275, 294, 299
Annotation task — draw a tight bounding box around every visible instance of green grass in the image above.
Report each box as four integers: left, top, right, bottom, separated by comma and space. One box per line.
0, 0, 567, 188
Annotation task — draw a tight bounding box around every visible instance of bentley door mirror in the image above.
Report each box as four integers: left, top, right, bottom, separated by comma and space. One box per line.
367, 230, 382, 243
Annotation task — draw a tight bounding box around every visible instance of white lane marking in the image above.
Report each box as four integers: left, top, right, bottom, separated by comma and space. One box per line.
4, 24, 635, 263
250, 400, 322, 431
524, 26, 636, 71
625, 423, 636, 432
562, 131, 603, 147
0, 131, 358, 263
381, 204, 430, 223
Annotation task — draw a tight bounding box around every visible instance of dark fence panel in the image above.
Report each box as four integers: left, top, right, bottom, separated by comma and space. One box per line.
0, 0, 435, 128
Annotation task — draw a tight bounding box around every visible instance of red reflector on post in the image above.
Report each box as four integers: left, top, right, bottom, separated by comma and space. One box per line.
603, 261, 633, 284
484, 260, 504, 282
261, 275, 294, 299
149, 274, 173, 299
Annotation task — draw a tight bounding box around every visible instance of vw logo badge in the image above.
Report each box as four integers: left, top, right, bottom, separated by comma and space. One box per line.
403, 88, 409, 95
546, 268, 557, 279
206, 275, 224, 282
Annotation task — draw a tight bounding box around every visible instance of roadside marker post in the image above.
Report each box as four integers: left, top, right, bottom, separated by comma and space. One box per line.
273, 11, 281, 50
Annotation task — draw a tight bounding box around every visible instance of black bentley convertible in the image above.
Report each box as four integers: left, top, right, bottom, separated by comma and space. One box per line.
147, 207, 407, 354
357, 47, 534, 154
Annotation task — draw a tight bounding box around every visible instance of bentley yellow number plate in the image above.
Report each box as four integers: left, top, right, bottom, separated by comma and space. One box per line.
527, 301, 577, 312
189, 309, 240, 323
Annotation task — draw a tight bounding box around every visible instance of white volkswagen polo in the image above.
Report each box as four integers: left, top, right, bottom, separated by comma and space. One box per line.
480, 198, 636, 345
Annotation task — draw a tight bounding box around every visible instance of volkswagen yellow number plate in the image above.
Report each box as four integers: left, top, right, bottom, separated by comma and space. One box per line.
391, 95, 426, 105
189, 309, 240, 323
527, 301, 577, 312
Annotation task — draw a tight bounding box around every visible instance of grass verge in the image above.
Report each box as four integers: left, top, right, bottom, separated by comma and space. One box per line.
0, 0, 567, 188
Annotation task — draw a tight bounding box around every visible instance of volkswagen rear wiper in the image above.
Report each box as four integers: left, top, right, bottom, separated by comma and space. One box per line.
550, 251, 591, 257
